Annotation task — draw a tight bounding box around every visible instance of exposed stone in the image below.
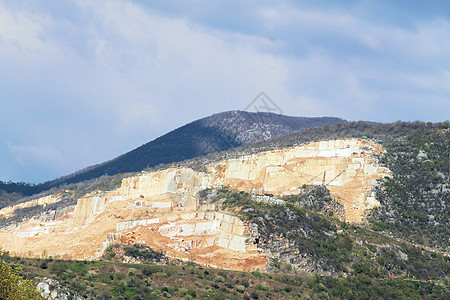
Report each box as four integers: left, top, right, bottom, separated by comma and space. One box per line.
36, 277, 80, 300
0, 138, 388, 271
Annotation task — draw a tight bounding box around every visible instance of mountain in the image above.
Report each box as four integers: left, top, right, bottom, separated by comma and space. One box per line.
0, 119, 448, 299
40, 111, 344, 189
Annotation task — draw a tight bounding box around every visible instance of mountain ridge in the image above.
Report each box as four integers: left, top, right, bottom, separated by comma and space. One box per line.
39, 111, 345, 189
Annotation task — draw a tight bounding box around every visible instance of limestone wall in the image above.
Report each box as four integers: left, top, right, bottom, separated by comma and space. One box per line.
116, 218, 160, 232
207, 139, 389, 222
108, 138, 387, 223
71, 196, 107, 227
159, 220, 219, 237
159, 211, 255, 253
0, 138, 389, 266
0, 194, 62, 218
209, 139, 386, 190
118, 168, 210, 199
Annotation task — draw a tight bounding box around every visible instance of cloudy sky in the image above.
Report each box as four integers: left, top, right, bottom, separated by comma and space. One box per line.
1, 0, 449, 183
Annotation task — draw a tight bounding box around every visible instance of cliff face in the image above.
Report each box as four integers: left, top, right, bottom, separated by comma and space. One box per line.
118, 168, 210, 200
0, 138, 388, 271
0, 194, 62, 219
209, 139, 389, 222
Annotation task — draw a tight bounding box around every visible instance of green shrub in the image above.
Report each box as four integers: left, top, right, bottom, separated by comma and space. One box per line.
0, 261, 43, 299
251, 270, 262, 278
255, 284, 268, 291
240, 277, 250, 288
128, 268, 137, 276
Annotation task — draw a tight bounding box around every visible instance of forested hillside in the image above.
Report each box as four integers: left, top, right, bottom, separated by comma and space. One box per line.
0, 182, 40, 209
369, 127, 449, 251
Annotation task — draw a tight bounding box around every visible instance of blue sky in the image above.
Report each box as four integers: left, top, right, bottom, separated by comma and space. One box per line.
0, 0, 449, 183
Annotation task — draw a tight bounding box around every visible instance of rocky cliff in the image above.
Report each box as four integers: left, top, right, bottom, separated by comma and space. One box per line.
0, 194, 63, 219
0, 138, 388, 271
209, 138, 389, 222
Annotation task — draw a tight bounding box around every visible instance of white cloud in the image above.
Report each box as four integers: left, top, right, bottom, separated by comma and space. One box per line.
412, 18, 450, 57
7, 141, 67, 169
73, 0, 291, 122
117, 101, 159, 131
0, 3, 57, 59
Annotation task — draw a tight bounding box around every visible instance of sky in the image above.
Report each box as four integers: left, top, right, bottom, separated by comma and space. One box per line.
0, 0, 449, 183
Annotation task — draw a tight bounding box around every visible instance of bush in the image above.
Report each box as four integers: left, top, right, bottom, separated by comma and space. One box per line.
128, 268, 137, 276
255, 284, 268, 291
240, 277, 250, 288
251, 291, 259, 299
0, 261, 43, 299
40, 261, 48, 269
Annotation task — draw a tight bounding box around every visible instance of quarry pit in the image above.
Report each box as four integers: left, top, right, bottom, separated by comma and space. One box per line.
0, 138, 390, 271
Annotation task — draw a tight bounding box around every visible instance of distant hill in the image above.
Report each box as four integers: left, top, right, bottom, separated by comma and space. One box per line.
40, 111, 344, 189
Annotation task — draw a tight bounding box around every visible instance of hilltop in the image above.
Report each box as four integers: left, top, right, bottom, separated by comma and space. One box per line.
43, 111, 344, 187
0, 111, 344, 202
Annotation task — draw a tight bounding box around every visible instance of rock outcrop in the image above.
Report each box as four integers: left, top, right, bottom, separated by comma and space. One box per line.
0, 138, 389, 271
209, 138, 389, 222
36, 277, 82, 300
0, 194, 62, 219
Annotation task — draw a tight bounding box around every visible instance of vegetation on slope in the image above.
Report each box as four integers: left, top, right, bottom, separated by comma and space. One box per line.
0, 181, 40, 209
202, 188, 449, 281
0, 189, 24, 209
176, 121, 448, 172
0, 181, 40, 197
368, 127, 449, 251
0, 248, 43, 299
1, 249, 447, 300
103, 244, 168, 265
